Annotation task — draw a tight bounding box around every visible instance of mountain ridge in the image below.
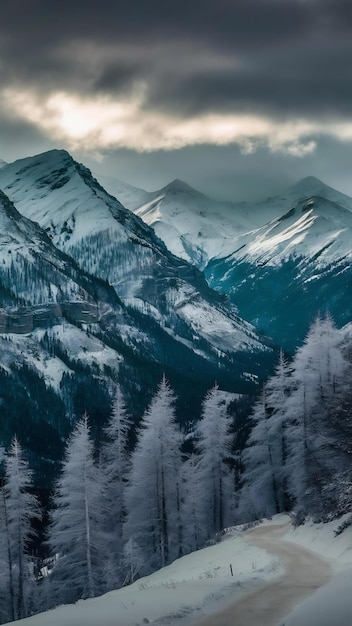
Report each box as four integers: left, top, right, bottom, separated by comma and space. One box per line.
89, 166, 352, 351
96, 169, 352, 270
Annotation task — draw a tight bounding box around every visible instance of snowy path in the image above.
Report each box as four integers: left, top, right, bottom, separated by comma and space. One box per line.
192, 522, 332, 626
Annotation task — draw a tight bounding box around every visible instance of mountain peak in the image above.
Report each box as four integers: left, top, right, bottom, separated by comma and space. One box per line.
36, 148, 71, 159
0, 158, 7, 169
31, 148, 73, 166
290, 176, 335, 197
161, 178, 197, 194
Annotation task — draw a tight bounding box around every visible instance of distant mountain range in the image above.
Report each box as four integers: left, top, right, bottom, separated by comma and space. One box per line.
96, 170, 352, 352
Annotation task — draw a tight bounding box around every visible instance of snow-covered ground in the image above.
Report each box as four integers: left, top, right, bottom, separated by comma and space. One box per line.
279, 515, 352, 626
7, 514, 352, 626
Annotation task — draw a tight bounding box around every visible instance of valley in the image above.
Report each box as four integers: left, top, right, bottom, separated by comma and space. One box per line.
0, 149, 351, 625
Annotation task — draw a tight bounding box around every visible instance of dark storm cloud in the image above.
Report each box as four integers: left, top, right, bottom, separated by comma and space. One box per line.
1, 0, 352, 118
147, 39, 352, 118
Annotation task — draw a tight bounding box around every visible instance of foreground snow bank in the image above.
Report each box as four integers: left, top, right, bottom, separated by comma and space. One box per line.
278, 571, 352, 626
283, 513, 352, 573
5, 530, 280, 626
278, 514, 352, 626
7, 514, 351, 626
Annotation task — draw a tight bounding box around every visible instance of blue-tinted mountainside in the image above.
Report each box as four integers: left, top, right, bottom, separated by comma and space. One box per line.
109, 171, 352, 353
204, 191, 352, 352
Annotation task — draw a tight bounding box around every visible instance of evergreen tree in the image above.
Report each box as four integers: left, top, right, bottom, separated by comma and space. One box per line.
100, 384, 132, 589
240, 350, 291, 519
125, 376, 183, 573
239, 315, 352, 525
2, 437, 41, 621
47, 415, 105, 606
0, 446, 12, 625
285, 315, 349, 521
180, 454, 204, 553
122, 537, 144, 585
195, 385, 233, 539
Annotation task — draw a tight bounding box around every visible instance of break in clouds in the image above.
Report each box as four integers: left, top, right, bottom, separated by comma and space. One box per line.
1, 0, 352, 156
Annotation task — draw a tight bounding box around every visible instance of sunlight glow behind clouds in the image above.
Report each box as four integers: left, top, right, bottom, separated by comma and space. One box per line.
3, 87, 352, 159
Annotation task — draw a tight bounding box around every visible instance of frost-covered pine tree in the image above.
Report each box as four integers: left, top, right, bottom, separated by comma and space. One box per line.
47, 415, 105, 606
195, 385, 233, 539
122, 537, 144, 585
180, 454, 204, 553
100, 384, 132, 589
240, 350, 292, 519
285, 314, 349, 521
125, 376, 183, 573
0, 445, 12, 625
2, 437, 41, 621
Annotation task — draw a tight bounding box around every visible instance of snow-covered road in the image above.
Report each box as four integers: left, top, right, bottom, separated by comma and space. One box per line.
192, 522, 332, 626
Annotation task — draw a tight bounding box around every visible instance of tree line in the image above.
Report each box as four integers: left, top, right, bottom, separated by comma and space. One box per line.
240, 314, 352, 523
0, 377, 235, 621
0, 314, 351, 622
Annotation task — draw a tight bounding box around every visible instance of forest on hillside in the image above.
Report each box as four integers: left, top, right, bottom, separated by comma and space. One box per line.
0, 315, 351, 623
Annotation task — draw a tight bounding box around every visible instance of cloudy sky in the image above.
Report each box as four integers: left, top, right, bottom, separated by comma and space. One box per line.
1, 0, 352, 200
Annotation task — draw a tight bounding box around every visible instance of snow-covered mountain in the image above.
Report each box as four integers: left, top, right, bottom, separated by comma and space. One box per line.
97, 171, 352, 351
219, 192, 352, 268
0, 158, 7, 169
0, 187, 112, 306
0, 150, 269, 360
95, 173, 257, 269
204, 182, 352, 351
97, 171, 352, 271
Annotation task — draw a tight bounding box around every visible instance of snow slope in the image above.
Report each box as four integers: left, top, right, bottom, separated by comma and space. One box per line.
279, 517, 352, 626
278, 572, 352, 626
0, 150, 140, 248
7, 515, 352, 626
221, 194, 352, 267
5, 525, 280, 626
